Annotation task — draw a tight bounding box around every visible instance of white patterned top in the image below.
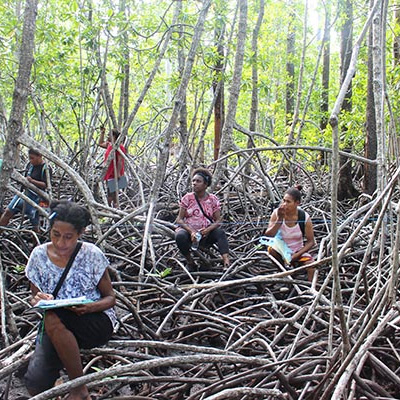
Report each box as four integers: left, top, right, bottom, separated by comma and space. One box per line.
26, 242, 117, 327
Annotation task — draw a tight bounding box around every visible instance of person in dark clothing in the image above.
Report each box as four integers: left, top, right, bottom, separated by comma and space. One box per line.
175, 168, 230, 269
0, 149, 51, 232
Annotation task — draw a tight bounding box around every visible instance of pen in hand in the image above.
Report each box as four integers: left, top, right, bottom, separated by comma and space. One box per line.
31, 283, 53, 306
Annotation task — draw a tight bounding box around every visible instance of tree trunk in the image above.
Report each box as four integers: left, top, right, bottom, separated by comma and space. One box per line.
325, 4, 382, 393
118, 0, 130, 129
338, 0, 359, 201
394, 3, 400, 66
278, 0, 311, 179
372, 0, 388, 193
364, 6, 377, 195
149, 0, 211, 194
0, 0, 38, 205
212, 0, 248, 189
213, 25, 225, 161
319, 1, 331, 165
97, 39, 118, 131
245, 0, 264, 178
285, 0, 295, 127
248, 0, 264, 134
177, 0, 189, 173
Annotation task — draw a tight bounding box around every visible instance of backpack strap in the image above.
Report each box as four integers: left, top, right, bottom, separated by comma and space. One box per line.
41, 163, 46, 180
297, 208, 306, 238
26, 163, 33, 177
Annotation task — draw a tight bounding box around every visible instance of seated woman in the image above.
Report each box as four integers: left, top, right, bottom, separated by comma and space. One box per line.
24, 201, 116, 400
264, 185, 316, 281
175, 167, 230, 269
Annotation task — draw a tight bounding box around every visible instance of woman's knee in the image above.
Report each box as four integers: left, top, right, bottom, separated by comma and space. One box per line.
268, 247, 284, 264
175, 230, 191, 253
214, 228, 229, 253
175, 229, 190, 241
44, 311, 66, 337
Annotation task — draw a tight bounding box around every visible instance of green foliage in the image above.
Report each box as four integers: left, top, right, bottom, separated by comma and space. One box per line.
0, 0, 394, 171
12, 264, 25, 274
147, 267, 172, 279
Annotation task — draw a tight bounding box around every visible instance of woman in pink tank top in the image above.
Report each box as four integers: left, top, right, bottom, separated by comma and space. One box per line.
264, 185, 316, 281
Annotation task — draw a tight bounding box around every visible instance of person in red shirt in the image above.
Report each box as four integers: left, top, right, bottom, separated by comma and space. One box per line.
98, 127, 127, 207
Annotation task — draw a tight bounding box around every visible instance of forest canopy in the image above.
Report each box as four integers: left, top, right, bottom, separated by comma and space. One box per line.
0, 0, 388, 162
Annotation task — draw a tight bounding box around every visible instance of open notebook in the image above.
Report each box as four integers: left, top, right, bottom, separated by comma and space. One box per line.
34, 296, 93, 310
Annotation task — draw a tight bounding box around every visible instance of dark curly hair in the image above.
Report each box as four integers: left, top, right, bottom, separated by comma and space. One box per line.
49, 201, 91, 233
285, 185, 303, 202
192, 167, 212, 187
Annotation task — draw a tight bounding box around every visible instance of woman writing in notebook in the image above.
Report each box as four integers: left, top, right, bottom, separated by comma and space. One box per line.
25, 201, 116, 400
264, 185, 316, 281
175, 167, 230, 269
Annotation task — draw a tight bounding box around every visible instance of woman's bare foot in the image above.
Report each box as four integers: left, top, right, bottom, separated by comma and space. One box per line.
222, 253, 230, 269
185, 255, 197, 271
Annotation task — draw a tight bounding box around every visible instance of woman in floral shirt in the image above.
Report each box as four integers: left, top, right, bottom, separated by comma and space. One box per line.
175, 167, 230, 270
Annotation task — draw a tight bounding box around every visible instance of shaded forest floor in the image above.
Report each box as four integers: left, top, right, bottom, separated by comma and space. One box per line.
1, 168, 400, 399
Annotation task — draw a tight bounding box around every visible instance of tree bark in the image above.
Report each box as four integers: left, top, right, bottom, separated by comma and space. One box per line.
327, 0, 383, 385
393, 3, 400, 66
319, 1, 331, 165
372, 0, 388, 193
0, 0, 38, 205
212, 0, 248, 189
245, 0, 264, 178
177, 0, 189, 174
96, 33, 118, 131
248, 0, 264, 134
364, 4, 377, 195
285, 0, 295, 128
338, 0, 359, 201
118, 0, 130, 130
213, 6, 226, 161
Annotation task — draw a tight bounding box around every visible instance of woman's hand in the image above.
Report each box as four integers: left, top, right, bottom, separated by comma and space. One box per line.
276, 204, 285, 220
30, 292, 53, 306
199, 227, 210, 237
69, 270, 116, 316
290, 252, 301, 264
190, 230, 201, 241
69, 303, 92, 316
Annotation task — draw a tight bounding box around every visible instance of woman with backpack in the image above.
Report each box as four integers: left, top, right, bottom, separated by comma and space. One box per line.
264, 185, 316, 281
